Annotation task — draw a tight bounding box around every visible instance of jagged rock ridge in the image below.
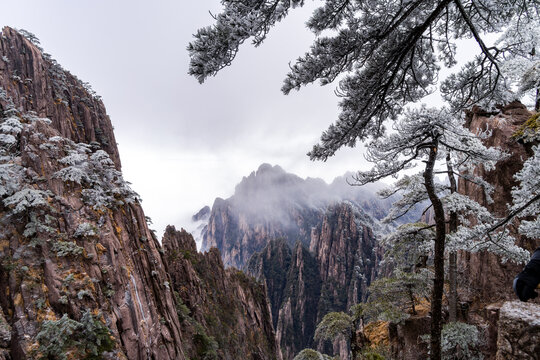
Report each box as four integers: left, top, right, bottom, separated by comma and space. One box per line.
199, 164, 398, 359
0, 26, 184, 359
202, 163, 406, 269
247, 202, 379, 359
162, 226, 280, 360
0, 27, 278, 360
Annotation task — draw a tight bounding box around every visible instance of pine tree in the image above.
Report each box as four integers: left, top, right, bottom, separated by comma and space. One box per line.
353, 106, 528, 358
189, 2, 540, 358
189, 0, 539, 161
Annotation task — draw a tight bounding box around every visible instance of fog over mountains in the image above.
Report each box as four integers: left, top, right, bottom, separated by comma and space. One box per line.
188, 163, 420, 251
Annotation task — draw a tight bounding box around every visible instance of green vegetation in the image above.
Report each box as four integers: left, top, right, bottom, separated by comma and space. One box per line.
440, 322, 483, 360
173, 291, 191, 322
293, 348, 336, 360
52, 241, 84, 257
513, 112, 540, 142
421, 322, 483, 360
362, 269, 432, 323
193, 322, 219, 360
314, 311, 354, 342
35, 311, 114, 360
359, 344, 392, 360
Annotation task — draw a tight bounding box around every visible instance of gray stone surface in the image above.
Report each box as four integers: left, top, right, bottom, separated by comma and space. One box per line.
496, 301, 540, 359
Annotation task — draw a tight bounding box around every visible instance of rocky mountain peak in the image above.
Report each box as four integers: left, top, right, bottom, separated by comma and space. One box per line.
0, 26, 120, 169
0, 27, 279, 360
191, 205, 210, 222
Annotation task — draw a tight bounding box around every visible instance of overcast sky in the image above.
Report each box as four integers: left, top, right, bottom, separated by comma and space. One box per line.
0, 1, 482, 237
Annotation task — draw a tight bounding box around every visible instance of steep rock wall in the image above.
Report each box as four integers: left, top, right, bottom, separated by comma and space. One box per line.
202, 164, 398, 270
0, 27, 279, 360
162, 226, 281, 360
247, 202, 379, 360
458, 103, 539, 304
0, 27, 120, 168
0, 27, 186, 359
495, 301, 540, 359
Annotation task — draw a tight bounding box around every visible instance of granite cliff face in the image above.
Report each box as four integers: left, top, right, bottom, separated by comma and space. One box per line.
202, 164, 397, 269
0, 27, 184, 359
200, 165, 391, 359
458, 103, 539, 304
0, 27, 278, 360
162, 226, 280, 360
203, 164, 327, 268
247, 202, 379, 360
495, 301, 540, 359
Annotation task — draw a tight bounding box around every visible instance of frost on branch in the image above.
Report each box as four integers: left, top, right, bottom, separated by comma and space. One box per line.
355, 106, 504, 189
190, 1, 540, 159
0, 164, 23, 197
52, 139, 138, 210
497, 18, 540, 109
3, 188, 52, 215
380, 222, 434, 271
378, 174, 445, 224
188, 0, 305, 83
73, 223, 99, 238
511, 145, 540, 239
444, 193, 530, 264
421, 322, 483, 360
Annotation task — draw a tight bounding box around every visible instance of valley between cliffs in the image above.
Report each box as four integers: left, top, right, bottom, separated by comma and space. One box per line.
0, 25, 539, 360
0, 27, 278, 360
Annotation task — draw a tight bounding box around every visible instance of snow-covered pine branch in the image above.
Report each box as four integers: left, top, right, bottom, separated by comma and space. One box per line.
189, 0, 540, 160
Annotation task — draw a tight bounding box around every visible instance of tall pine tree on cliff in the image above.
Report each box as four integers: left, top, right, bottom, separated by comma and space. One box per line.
188, 1, 540, 358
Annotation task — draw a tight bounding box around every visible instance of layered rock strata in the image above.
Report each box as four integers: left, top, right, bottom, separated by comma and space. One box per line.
162, 226, 280, 360
0, 27, 279, 360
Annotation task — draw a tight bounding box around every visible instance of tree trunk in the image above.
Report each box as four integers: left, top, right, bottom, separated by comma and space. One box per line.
446, 155, 458, 322
423, 138, 445, 360
350, 319, 364, 360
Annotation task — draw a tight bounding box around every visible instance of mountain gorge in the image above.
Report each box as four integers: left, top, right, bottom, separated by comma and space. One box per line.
0, 27, 278, 360
198, 164, 395, 359
1, 24, 539, 360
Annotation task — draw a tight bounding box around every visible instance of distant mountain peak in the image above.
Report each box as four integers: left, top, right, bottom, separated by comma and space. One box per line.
256, 163, 285, 175
192, 205, 211, 222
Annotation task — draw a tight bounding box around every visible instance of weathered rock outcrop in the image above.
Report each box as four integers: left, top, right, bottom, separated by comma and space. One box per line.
0, 26, 185, 359
458, 103, 539, 304
162, 226, 280, 360
247, 202, 379, 360
201, 165, 387, 359
0, 27, 120, 169
0, 27, 280, 360
496, 301, 540, 359
203, 164, 325, 268
202, 164, 403, 270
247, 238, 292, 328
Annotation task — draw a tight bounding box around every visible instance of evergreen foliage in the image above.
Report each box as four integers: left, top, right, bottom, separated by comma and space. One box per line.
422, 322, 483, 360
293, 348, 336, 360
189, 0, 539, 160
440, 322, 483, 360
52, 142, 138, 210
314, 311, 353, 342
35, 312, 114, 360
52, 241, 84, 257
365, 269, 432, 323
